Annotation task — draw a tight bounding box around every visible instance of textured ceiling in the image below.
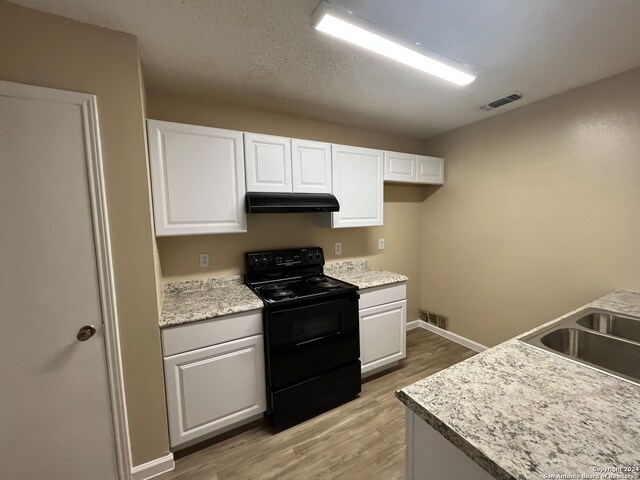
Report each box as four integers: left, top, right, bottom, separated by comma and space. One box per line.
11, 0, 640, 138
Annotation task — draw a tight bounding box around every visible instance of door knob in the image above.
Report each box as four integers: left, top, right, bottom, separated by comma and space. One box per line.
77, 325, 97, 341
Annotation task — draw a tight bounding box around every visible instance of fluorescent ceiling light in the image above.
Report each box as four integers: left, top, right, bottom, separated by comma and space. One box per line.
312, 2, 476, 86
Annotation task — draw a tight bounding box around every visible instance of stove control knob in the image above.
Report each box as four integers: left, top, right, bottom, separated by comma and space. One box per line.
315, 251, 321, 260
250, 257, 259, 268
260, 256, 269, 267
307, 252, 313, 261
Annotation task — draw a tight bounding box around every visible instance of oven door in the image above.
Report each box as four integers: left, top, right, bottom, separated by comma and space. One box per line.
265, 294, 359, 390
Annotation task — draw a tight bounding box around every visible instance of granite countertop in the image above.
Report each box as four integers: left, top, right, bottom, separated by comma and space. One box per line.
160, 260, 407, 327
324, 259, 408, 289
396, 290, 640, 480
160, 275, 263, 328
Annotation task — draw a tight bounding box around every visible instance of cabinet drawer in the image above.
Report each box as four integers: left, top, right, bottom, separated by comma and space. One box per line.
359, 282, 406, 310
162, 309, 262, 356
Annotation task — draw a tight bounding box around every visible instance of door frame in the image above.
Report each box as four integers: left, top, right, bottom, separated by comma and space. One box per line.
0, 80, 132, 479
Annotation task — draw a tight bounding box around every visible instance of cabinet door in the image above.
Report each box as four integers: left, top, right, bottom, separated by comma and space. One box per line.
331, 144, 383, 228
147, 120, 246, 236
291, 138, 332, 194
416, 155, 444, 184
244, 133, 292, 193
384, 151, 417, 183
360, 300, 406, 374
164, 335, 266, 447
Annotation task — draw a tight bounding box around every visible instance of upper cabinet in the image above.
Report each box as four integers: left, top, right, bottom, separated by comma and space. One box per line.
146, 120, 444, 236
147, 120, 247, 236
383, 151, 416, 183
329, 144, 384, 228
245, 133, 332, 194
291, 139, 332, 194
416, 155, 444, 184
244, 133, 292, 193
383, 152, 444, 185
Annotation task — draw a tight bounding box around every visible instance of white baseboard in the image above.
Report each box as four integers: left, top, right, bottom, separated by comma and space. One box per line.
407, 320, 488, 353
406, 319, 423, 331
131, 453, 174, 480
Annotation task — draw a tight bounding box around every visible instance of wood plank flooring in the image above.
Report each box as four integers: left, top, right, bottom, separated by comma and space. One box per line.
157, 329, 475, 480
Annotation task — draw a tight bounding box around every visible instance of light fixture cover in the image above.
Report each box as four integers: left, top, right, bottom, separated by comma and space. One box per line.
312, 1, 476, 86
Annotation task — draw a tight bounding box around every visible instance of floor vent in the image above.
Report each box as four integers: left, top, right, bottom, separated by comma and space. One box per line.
480, 92, 523, 111
419, 309, 449, 330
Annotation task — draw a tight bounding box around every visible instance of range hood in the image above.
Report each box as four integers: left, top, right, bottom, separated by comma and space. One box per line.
245, 192, 339, 213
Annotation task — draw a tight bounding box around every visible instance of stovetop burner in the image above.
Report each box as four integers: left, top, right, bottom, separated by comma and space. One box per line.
315, 280, 342, 289
252, 274, 355, 304
306, 276, 325, 283
245, 248, 358, 306
268, 289, 296, 300
261, 283, 290, 292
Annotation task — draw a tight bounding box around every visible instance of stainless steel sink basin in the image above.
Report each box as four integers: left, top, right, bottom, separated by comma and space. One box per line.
521, 308, 640, 385
576, 312, 640, 343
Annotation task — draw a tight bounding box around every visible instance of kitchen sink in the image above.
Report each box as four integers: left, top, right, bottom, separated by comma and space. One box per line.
576, 312, 640, 343
521, 308, 640, 385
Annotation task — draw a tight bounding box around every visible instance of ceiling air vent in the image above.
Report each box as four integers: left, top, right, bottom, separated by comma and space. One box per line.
480, 92, 523, 111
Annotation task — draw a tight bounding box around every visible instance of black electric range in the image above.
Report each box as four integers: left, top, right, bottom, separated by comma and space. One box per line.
245, 247, 361, 427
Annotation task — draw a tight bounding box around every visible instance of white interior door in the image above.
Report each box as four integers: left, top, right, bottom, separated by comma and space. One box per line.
0, 82, 121, 479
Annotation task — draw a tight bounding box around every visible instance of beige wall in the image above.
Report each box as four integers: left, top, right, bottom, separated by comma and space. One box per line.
422, 67, 640, 347
147, 92, 428, 321
0, 1, 169, 465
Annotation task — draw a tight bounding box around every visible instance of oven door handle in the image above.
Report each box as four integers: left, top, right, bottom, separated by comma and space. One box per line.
295, 331, 341, 348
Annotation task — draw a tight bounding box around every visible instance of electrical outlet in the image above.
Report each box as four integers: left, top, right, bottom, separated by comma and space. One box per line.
199, 253, 209, 269
334, 242, 342, 255
378, 238, 385, 250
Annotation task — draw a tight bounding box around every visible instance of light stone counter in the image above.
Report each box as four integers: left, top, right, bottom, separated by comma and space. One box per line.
325, 259, 408, 289
396, 290, 640, 480
160, 275, 262, 328
160, 260, 407, 328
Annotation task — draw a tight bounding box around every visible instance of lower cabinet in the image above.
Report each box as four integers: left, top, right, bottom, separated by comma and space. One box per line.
162, 311, 266, 448
405, 409, 493, 480
359, 283, 407, 376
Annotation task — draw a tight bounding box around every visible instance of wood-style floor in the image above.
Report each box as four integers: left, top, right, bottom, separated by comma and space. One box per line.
158, 329, 475, 480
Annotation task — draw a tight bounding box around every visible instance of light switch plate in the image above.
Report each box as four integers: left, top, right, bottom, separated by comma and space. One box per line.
334, 242, 342, 255
199, 253, 210, 268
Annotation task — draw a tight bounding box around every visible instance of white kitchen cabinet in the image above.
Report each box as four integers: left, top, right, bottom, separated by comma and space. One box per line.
405, 409, 493, 480
383, 151, 444, 185
328, 144, 384, 228
359, 283, 407, 376
245, 134, 332, 194
384, 151, 416, 183
162, 310, 266, 448
147, 119, 247, 236
244, 133, 292, 193
291, 138, 332, 194
416, 155, 444, 184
